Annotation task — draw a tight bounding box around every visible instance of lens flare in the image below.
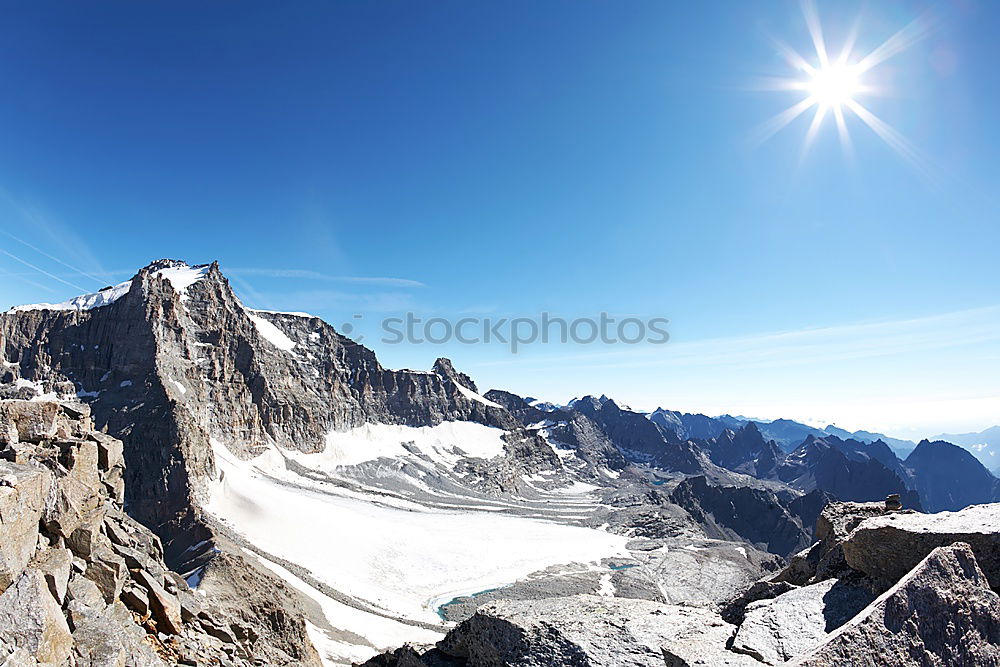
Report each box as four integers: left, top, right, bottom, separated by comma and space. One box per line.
806, 63, 863, 109
755, 0, 933, 169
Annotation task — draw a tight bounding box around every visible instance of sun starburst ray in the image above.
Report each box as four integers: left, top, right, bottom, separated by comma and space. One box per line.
770, 37, 816, 75
833, 105, 853, 159
752, 96, 817, 146
844, 99, 928, 176
855, 13, 934, 74
801, 0, 829, 67
801, 104, 829, 157
754, 1, 934, 172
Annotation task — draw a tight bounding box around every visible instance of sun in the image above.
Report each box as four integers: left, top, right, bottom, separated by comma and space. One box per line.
806, 63, 863, 110
756, 0, 932, 164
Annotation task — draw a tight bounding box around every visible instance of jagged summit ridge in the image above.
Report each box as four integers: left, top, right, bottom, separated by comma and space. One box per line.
7, 259, 212, 313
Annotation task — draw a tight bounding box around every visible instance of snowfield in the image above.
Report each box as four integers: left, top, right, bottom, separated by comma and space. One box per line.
205, 423, 628, 665
316, 421, 508, 468
246, 311, 297, 351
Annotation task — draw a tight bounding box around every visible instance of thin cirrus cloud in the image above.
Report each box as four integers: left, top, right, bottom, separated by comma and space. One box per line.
473, 304, 1000, 372
223, 267, 426, 288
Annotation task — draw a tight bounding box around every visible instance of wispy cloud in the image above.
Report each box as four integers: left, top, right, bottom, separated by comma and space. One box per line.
473, 305, 1000, 371
0, 248, 90, 292
0, 191, 109, 282
0, 229, 108, 287
235, 288, 420, 314
0, 266, 56, 293
224, 267, 426, 288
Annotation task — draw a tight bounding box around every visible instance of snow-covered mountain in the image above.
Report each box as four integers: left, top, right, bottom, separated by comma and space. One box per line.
0, 260, 771, 664
2, 259, 995, 665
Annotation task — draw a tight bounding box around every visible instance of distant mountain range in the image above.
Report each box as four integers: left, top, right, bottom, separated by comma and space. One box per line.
931, 426, 1000, 470
647, 409, 920, 458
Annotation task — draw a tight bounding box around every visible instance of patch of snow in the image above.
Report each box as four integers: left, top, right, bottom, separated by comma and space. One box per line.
247, 312, 296, 352
735, 546, 748, 559
76, 389, 100, 398
156, 264, 210, 298
171, 380, 187, 395
596, 573, 615, 597
8, 281, 133, 313
246, 550, 441, 666
119, 380, 133, 388
99, 371, 111, 382
315, 421, 508, 468
452, 381, 502, 409
184, 567, 204, 589
182, 540, 212, 555
7, 262, 209, 312
15, 378, 42, 395
552, 481, 600, 495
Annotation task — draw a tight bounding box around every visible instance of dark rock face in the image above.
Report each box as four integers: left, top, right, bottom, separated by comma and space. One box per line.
778, 435, 920, 509
0, 399, 316, 666
573, 398, 709, 474
668, 476, 813, 557
794, 543, 1000, 666
704, 423, 784, 478
649, 409, 730, 442
905, 439, 1000, 512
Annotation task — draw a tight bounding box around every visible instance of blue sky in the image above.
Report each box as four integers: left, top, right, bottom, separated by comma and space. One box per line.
1, 1, 998, 438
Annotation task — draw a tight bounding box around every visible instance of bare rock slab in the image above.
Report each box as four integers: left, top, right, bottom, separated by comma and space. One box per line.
842, 503, 1000, 591
0, 569, 73, 665
0, 463, 51, 595
434, 595, 758, 667
793, 543, 1000, 666
731, 578, 873, 665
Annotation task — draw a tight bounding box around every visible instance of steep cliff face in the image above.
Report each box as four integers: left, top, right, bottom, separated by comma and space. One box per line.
777, 435, 920, 509
668, 476, 814, 557
0, 260, 518, 563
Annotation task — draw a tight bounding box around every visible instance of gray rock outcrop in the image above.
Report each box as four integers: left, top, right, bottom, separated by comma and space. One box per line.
0, 399, 320, 666
730, 577, 872, 664
793, 543, 1000, 666
841, 503, 1000, 592
365, 595, 759, 667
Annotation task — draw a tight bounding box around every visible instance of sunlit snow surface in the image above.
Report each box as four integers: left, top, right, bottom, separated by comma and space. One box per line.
452, 381, 503, 408
205, 424, 628, 665
246, 311, 297, 351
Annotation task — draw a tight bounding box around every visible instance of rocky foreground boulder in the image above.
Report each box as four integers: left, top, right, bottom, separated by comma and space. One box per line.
364, 595, 759, 667
793, 543, 1000, 666
726, 499, 1000, 665
0, 399, 320, 666
841, 503, 1000, 591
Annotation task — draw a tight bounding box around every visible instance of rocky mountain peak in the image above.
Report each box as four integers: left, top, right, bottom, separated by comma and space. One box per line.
432, 357, 480, 393
140, 258, 201, 273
